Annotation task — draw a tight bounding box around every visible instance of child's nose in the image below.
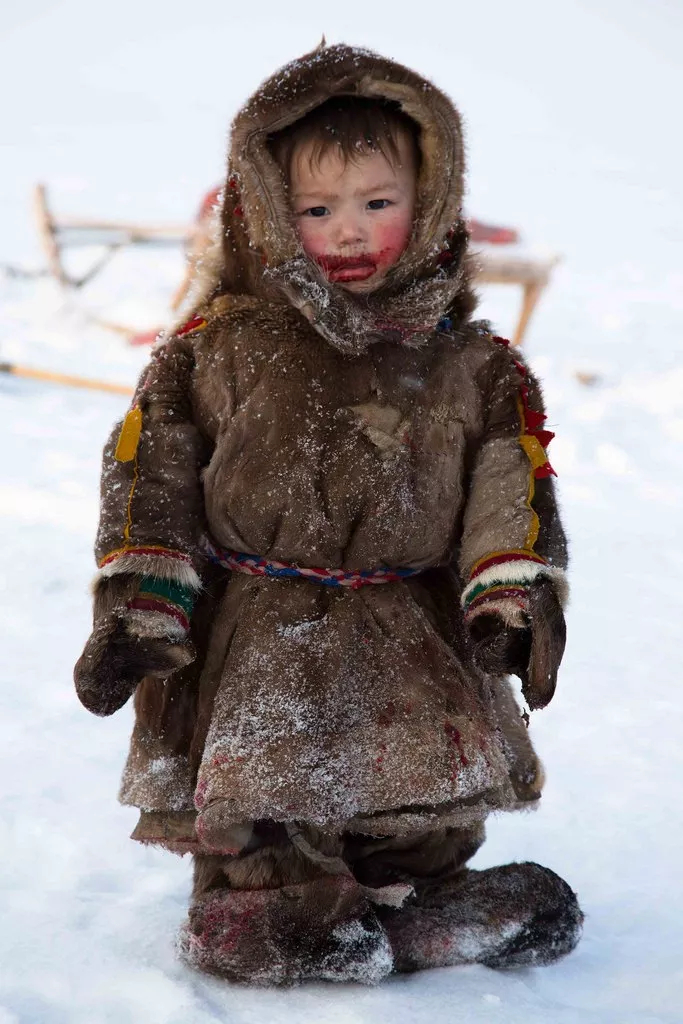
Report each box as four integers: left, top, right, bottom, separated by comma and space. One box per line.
334, 213, 367, 248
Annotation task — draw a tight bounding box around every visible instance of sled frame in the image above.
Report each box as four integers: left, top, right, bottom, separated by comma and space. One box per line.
476, 249, 560, 347
33, 183, 191, 289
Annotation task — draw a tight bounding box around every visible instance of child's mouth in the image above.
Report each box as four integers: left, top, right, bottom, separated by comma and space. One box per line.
317, 255, 378, 283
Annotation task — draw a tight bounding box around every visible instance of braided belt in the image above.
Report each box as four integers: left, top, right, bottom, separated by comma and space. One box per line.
202, 537, 422, 589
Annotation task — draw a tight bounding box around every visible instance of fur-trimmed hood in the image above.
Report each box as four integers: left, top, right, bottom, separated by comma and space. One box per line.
189, 43, 477, 355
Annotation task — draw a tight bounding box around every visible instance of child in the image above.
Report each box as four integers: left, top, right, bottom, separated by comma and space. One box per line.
75, 43, 582, 984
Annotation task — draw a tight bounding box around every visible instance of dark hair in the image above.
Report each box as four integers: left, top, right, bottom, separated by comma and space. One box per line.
269, 95, 420, 177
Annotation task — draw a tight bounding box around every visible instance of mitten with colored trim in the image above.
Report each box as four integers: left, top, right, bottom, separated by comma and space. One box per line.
74, 575, 195, 717
467, 577, 566, 711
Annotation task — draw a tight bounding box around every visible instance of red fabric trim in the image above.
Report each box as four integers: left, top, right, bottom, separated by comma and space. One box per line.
128, 596, 189, 631
470, 551, 546, 580
490, 334, 559, 510
508, 350, 556, 477
534, 429, 556, 448
99, 546, 193, 568
524, 408, 547, 431
177, 314, 207, 337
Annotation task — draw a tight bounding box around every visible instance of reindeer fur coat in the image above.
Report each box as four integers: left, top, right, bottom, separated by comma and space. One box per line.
75, 44, 568, 856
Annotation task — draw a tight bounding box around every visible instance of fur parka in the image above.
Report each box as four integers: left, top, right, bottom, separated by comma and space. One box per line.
75, 43, 568, 855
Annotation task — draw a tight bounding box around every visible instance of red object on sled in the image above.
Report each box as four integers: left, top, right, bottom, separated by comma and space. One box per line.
468, 219, 519, 245
129, 329, 162, 347
197, 186, 222, 223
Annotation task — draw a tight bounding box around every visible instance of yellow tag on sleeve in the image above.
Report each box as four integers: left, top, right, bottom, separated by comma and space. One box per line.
114, 406, 143, 462
519, 433, 549, 472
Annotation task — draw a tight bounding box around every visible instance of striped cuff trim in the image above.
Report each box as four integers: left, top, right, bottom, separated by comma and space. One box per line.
136, 576, 195, 617
467, 584, 529, 610
125, 607, 188, 641
463, 560, 547, 608
464, 587, 530, 629
97, 546, 201, 591
127, 596, 190, 632
470, 550, 547, 579
462, 554, 568, 609
124, 574, 196, 638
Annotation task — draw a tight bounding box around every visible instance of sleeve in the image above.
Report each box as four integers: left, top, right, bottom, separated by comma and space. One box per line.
458, 337, 568, 630
93, 334, 212, 641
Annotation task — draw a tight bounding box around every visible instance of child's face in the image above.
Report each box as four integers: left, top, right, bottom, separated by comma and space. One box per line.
290, 133, 417, 293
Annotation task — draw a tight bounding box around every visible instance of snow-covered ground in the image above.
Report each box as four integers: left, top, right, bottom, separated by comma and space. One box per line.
1, 2, 682, 1021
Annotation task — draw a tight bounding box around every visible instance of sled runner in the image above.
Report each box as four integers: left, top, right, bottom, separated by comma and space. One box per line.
0, 359, 133, 395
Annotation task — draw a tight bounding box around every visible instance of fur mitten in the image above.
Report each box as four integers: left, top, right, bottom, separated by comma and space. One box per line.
74, 575, 195, 717
467, 577, 566, 710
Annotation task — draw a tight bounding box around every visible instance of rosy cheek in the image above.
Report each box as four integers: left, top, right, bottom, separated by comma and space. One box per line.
296, 219, 328, 259
372, 218, 412, 270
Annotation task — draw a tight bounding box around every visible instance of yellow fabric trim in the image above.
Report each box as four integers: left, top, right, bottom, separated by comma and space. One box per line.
516, 397, 541, 550
525, 461, 540, 549
519, 434, 549, 472
111, 405, 144, 545
114, 406, 143, 463
122, 450, 140, 546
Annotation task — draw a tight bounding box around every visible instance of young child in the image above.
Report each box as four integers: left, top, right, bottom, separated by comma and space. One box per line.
75, 43, 582, 984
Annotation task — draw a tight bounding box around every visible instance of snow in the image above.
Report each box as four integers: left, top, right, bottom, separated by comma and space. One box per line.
1, 0, 682, 1020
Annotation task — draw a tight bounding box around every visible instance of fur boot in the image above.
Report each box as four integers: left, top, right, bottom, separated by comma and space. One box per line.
178, 873, 393, 985
380, 861, 583, 971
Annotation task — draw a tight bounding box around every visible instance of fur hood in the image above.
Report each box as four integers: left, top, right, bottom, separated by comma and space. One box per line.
188, 43, 477, 355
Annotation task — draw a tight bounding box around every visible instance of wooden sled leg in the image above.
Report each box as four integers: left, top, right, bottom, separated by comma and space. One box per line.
512, 280, 545, 346
33, 183, 69, 286
170, 264, 193, 312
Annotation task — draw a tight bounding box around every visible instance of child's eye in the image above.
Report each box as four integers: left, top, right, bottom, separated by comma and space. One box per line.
301, 206, 329, 217
367, 199, 392, 211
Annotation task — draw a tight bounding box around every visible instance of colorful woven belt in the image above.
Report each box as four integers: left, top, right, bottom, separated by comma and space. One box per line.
202, 537, 422, 589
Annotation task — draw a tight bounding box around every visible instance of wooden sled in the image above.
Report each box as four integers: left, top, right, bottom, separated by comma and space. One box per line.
0, 360, 133, 396
33, 183, 190, 289
475, 247, 561, 347
34, 184, 558, 346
